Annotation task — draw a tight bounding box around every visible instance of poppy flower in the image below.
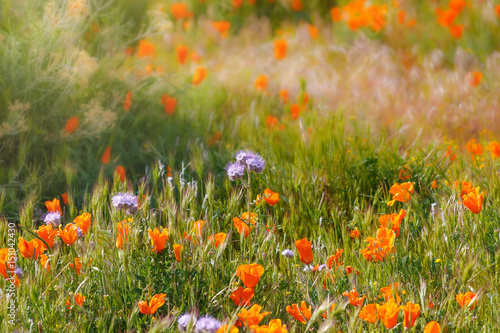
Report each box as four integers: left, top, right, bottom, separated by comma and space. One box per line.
58, 223, 79, 245
161, 94, 177, 115
378, 209, 406, 236
286, 301, 312, 324
387, 182, 414, 206
455, 180, 474, 198
398, 165, 412, 180
424, 321, 441, 333
0, 248, 19, 287
73, 212, 91, 235
321, 304, 336, 319
456, 291, 477, 309
379, 283, 401, 304
255, 75, 268, 91
252, 319, 287, 333
173, 244, 183, 262
308, 24, 319, 39
291, 0, 303, 11
123, 91, 132, 111
241, 212, 257, 224
192, 67, 207, 85
350, 228, 360, 238
266, 116, 279, 130
70, 257, 82, 275
290, 104, 300, 119
40, 254, 50, 273
101, 146, 111, 165
208, 233, 226, 248
359, 303, 379, 323
61, 193, 69, 205
176, 45, 189, 65
274, 39, 287, 60
217, 325, 239, 333
279, 89, 288, 103
137, 40, 155, 58
18, 237, 46, 260
138, 293, 167, 315
462, 187, 484, 214
148, 228, 169, 253
114, 166, 126, 182
45, 198, 62, 215
263, 189, 279, 205
36, 225, 57, 249
377, 300, 401, 329
295, 238, 313, 264
211, 21, 231, 37
230, 287, 254, 306
64, 116, 79, 134
360, 227, 396, 262
449, 24, 464, 38
236, 263, 265, 288
66, 293, 86, 310
208, 132, 222, 146
487, 141, 500, 158
170, 3, 193, 20
192, 220, 206, 237
237, 304, 270, 327
402, 302, 420, 328
326, 248, 343, 269
468, 71, 483, 87
331, 7, 343, 22
445, 146, 457, 161
116, 220, 130, 249
431, 180, 438, 189
496, 5, 500, 18
343, 288, 365, 306
233, 217, 251, 238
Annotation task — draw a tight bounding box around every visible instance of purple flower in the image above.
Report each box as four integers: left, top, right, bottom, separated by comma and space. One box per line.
15, 268, 23, 278
246, 155, 265, 173
281, 249, 294, 258
178, 313, 197, 332
235, 150, 254, 164
225, 161, 245, 181
44, 212, 61, 227
77, 227, 83, 238
111, 192, 138, 215
194, 316, 221, 333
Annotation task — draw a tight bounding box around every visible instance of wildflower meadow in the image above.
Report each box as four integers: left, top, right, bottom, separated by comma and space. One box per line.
2, 0, 500, 332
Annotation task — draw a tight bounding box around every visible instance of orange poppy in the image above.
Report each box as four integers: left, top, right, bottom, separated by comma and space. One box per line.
148, 228, 169, 253
173, 244, 183, 262
161, 94, 177, 115
170, 3, 193, 20
359, 303, 379, 323
449, 24, 464, 38
18, 237, 46, 260
230, 287, 254, 306
456, 292, 477, 309
487, 141, 500, 158
176, 45, 189, 65
308, 24, 319, 39
211, 21, 231, 37
424, 321, 441, 333
379, 283, 401, 304
496, 4, 500, 18
217, 325, 239, 333
377, 300, 401, 329
286, 301, 312, 324
321, 304, 336, 319
65, 116, 80, 134
290, 104, 300, 119
274, 39, 287, 60
101, 146, 111, 164
445, 146, 457, 161
455, 180, 474, 198
58, 223, 79, 245
45, 198, 62, 214
331, 7, 343, 22
66, 293, 85, 310
402, 302, 420, 328
431, 179, 438, 189
378, 209, 406, 237
70, 257, 82, 275
116, 220, 130, 249
61, 193, 69, 205
350, 227, 360, 238
237, 304, 270, 327
36, 225, 57, 249
73, 212, 91, 235
462, 187, 484, 214
252, 319, 287, 333
468, 71, 483, 87
387, 182, 414, 206
291, 0, 303, 11
138, 294, 166, 315
40, 254, 51, 273
279, 89, 289, 103
326, 248, 343, 269
0, 249, 19, 287
255, 75, 268, 91
236, 263, 265, 288
123, 91, 132, 111
266, 116, 279, 130
208, 233, 226, 248
233, 217, 251, 238
295, 238, 313, 264
398, 165, 412, 181
343, 288, 365, 306
466, 139, 484, 156
137, 40, 155, 58
192, 67, 207, 85
263, 189, 279, 205
360, 227, 396, 262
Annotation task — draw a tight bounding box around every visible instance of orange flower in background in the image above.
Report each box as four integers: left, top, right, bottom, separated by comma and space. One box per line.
208, 232, 226, 248
237, 304, 270, 327
360, 227, 396, 262
138, 294, 166, 315
291, 104, 300, 119
402, 302, 421, 328
123, 91, 132, 111
424, 321, 441, 333
431, 179, 438, 189
233, 217, 251, 237
61, 193, 69, 205
455, 180, 474, 198
116, 220, 130, 249
236, 263, 265, 288
487, 141, 500, 158
398, 165, 412, 181
191, 220, 206, 237
170, 3, 193, 19
496, 4, 500, 18
291, 0, 303, 11
274, 39, 287, 60
18, 237, 45, 260
437, 9, 458, 27
65, 116, 79, 134
343, 288, 366, 306
40, 254, 51, 273
266, 116, 278, 130
456, 292, 477, 309
377, 300, 401, 329
326, 249, 343, 269
321, 304, 336, 319
70, 257, 82, 275
192, 67, 207, 85
176, 45, 189, 64
331, 7, 343, 22
36, 225, 57, 249
218, 326, 239, 333
58, 223, 79, 245
380, 283, 401, 304
350, 227, 360, 238
449, 24, 464, 38
253, 319, 287, 333
137, 40, 155, 58
398, 10, 405, 24
73, 212, 91, 235
45, 198, 62, 214
173, 244, 183, 262
387, 182, 414, 206
115, 166, 126, 182
445, 146, 457, 161
264, 189, 279, 205
101, 146, 111, 164
295, 238, 313, 264
308, 24, 319, 39
286, 301, 312, 324
462, 187, 484, 214
241, 212, 257, 224
359, 303, 379, 323
232, 0, 244, 8
378, 209, 406, 237
148, 228, 169, 253
230, 287, 254, 306
161, 94, 177, 115
208, 132, 222, 146
211, 21, 231, 37
468, 71, 483, 87
279, 89, 289, 103
66, 293, 85, 309
255, 75, 268, 91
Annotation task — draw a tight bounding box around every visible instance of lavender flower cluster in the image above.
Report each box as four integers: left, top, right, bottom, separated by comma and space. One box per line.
178, 313, 221, 333
44, 211, 61, 227
111, 192, 138, 215
225, 150, 266, 181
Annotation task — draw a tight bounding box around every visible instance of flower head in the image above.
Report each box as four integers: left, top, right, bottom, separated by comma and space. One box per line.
286, 301, 312, 324
111, 192, 138, 215
178, 313, 197, 332
44, 212, 61, 227
295, 238, 313, 264
226, 162, 246, 181
138, 294, 166, 315
236, 263, 264, 288
237, 304, 270, 327
230, 287, 254, 306
195, 316, 222, 333
281, 249, 294, 258
456, 291, 477, 309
